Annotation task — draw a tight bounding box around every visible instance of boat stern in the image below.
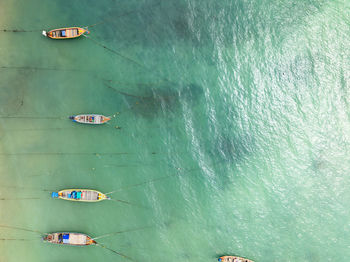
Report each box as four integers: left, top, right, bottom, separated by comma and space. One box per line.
51, 191, 62, 198
69, 116, 76, 122
218, 256, 252, 262
42, 233, 53, 243
51, 192, 59, 198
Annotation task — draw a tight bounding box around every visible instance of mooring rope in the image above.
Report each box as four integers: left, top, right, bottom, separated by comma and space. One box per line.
96, 243, 134, 261
0, 198, 41, 201
0, 224, 46, 235
0, 29, 42, 33
0, 66, 90, 72
92, 225, 153, 241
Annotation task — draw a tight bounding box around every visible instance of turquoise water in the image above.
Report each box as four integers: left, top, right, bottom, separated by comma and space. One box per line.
0, 0, 350, 261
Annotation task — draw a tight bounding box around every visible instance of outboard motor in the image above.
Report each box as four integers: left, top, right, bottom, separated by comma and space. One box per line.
69, 116, 75, 120
42, 30, 47, 37
51, 192, 59, 198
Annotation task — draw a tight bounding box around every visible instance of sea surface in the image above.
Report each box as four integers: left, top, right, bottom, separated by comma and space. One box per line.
0, 0, 349, 261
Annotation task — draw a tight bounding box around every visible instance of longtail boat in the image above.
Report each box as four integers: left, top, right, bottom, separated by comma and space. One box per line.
51, 189, 110, 202
218, 256, 254, 262
69, 114, 111, 125
43, 232, 96, 246
42, 27, 89, 39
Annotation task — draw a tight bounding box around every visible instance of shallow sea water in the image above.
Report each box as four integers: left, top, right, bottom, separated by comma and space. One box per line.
0, 0, 350, 261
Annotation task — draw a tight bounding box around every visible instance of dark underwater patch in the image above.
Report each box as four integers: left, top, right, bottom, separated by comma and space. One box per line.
107, 82, 203, 118
202, 132, 256, 189
209, 133, 255, 164
0, 71, 30, 116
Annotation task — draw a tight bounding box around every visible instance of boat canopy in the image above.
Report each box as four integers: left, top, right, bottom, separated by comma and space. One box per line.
62, 233, 69, 244
68, 191, 82, 199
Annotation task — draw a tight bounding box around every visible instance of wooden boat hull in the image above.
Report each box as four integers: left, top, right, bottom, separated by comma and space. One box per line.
70, 114, 111, 125
52, 189, 110, 202
43, 27, 89, 39
43, 232, 96, 246
218, 256, 254, 262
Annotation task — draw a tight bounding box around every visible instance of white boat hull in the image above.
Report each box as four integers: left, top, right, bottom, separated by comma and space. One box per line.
70, 114, 110, 125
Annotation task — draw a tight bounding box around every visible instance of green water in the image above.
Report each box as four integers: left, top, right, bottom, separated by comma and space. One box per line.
1, 0, 350, 261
